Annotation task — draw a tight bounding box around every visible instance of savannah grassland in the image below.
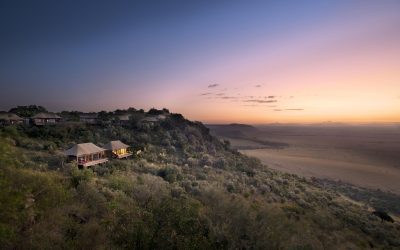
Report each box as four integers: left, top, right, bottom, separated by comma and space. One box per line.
212, 124, 400, 194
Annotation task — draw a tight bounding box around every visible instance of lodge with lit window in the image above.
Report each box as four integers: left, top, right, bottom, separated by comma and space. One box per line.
103, 140, 132, 159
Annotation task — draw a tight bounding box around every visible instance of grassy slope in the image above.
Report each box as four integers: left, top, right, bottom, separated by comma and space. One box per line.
0, 114, 399, 249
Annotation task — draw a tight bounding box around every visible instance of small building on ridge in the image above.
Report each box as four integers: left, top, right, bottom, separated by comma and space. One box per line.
0, 112, 24, 125
31, 112, 62, 125
114, 114, 131, 126
79, 113, 101, 125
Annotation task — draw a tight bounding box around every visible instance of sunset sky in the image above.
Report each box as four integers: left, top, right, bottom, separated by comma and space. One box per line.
0, 0, 399, 123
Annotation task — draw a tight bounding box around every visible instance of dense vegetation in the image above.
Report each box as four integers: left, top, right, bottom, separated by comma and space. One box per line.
0, 109, 399, 249
8, 105, 48, 118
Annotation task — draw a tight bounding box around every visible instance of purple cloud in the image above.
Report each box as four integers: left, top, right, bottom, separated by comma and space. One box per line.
208, 84, 219, 88
244, 99, 277, 103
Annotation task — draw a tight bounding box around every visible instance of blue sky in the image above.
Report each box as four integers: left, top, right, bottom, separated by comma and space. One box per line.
1, 0, 399, 123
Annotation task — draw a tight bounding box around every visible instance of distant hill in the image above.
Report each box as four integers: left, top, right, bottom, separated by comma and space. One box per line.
207, 123, 288, 149
206, 123, 258, 138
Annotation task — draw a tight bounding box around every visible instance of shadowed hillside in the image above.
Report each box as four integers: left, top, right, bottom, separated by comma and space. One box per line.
207, 124, 289, 150
207, 123, 259, 138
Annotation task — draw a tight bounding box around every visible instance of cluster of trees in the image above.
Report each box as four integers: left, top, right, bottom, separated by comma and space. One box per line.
1, 110, 400, 249
8, 105, 47, 117
4, 105, 170, 124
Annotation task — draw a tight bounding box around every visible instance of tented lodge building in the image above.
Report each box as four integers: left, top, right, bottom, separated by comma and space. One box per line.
103, 140, 132, 159
0, 112, 23, 125
31, 112, 62, 125
65, 143, 108, 168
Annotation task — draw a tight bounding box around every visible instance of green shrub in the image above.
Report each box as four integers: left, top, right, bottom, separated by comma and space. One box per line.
70, 167, 94, 188
157, 166, 182, 183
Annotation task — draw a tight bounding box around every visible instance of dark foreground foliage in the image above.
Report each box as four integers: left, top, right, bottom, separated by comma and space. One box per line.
1, 110, 399, 249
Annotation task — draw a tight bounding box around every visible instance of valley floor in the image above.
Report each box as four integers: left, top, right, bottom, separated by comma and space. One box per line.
241, 148, 400, 195
214, 124, 400, 195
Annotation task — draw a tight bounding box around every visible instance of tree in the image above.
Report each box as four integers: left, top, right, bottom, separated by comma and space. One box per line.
148, 108, 164, 115
59, 111, 80, 121
98, 111, 112, 121
9, 105, 48, 117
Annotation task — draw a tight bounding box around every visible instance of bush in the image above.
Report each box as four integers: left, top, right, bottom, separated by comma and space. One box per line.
186, 157, 198, 167
157, 166, 182, 183
199, 154, 213, 167
213, 157, 227, 169
235, 163, 255, 177
69, 167, 94, 188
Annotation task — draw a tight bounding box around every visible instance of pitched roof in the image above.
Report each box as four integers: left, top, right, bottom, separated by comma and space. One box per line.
103, 140, 130, 150
32, 112, 61, 119
0, 112, 23, 121
65, 143, 106, 156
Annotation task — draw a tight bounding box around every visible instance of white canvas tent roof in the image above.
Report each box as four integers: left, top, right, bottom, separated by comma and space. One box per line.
65, 143, 106, 156
103, 140, 130, 151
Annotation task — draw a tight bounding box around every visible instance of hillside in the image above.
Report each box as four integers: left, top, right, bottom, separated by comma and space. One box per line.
207, 123, 259, 138
1, 109, 399, 249
207, 123, 288, 150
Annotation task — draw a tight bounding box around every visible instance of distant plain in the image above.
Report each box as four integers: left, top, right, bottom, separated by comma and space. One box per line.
209, 124, 400, 194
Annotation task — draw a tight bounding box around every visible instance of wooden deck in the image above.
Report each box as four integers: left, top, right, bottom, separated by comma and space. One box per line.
81, 158, 108, 167
116, 153, 133, 159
